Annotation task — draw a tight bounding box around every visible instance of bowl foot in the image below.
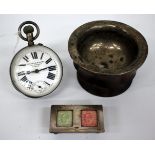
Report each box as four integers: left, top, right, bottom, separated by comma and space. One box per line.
77, 72, 136, 97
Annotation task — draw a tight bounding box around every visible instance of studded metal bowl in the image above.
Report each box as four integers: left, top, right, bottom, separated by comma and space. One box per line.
68, 21, 148, 97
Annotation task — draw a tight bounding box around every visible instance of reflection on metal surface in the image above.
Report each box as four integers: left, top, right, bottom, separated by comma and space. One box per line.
68, 20, 148, 97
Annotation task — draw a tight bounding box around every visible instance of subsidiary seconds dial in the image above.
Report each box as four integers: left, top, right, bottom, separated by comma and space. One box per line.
10, 45, 63, 98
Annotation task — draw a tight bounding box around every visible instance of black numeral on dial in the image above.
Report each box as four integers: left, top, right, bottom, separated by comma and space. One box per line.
18, 71, 25, 76
48, 66, 56, 71
31, 52, 38, 59
40, 53, 44, 60
45, 81, 50, 86
19, 64, 26, 66
23, 55, 29, 62
27, 81, 33, 89
45, 58, 52, 64
47, 72, 55, 80
20, 76, 28, 82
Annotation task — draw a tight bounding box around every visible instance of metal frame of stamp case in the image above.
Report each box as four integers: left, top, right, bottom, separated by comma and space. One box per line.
49, 105, 104, 133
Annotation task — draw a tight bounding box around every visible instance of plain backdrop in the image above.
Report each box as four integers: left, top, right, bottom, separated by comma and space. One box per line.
0, 14, 154, 140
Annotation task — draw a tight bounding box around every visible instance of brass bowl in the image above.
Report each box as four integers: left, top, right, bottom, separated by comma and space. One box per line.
68, 21, 148, 97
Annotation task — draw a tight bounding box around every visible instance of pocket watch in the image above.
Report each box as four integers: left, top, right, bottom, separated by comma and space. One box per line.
10, 21, 63, 98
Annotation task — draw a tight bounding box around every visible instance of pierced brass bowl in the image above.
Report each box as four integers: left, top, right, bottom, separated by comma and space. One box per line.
68, 21, 148, 97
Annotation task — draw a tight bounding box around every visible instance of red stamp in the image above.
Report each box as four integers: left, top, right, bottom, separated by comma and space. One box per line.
81, 110, 97, 127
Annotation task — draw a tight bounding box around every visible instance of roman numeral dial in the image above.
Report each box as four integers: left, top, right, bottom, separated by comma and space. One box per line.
48, 65, 56, 71
47, 72, 55, 80
10, 44, 62, 98
40, 53, 44, 60
31, 52, 38, 59
19, 64, 26, 66
20, 76, 28, 82
23, 55, 29, 62
18, 71, 25, 76
45, 58, 52, 64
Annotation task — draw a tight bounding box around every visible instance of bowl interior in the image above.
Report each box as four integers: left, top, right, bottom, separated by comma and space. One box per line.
77, 30, 138, 72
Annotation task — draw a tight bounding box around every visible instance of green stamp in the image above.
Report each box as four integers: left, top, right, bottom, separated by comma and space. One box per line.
57, 111, 73, 127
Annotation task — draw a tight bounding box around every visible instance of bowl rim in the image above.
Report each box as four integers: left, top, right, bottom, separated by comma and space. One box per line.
68, 20, 148, 75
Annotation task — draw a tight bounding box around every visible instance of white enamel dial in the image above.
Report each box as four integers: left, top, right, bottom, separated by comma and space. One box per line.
10, 45, 63, 98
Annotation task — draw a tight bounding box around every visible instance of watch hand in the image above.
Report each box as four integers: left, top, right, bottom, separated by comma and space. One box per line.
38, 65, 56, 72
25, 67, 47, 74
37, 67, 49, 72
25, 66, 55, 75
36, 66, 56, 72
